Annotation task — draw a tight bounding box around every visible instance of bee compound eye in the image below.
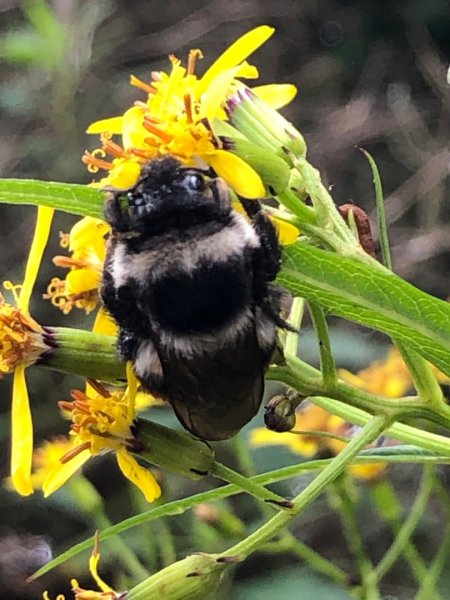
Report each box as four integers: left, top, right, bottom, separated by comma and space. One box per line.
184, 172, 205, 192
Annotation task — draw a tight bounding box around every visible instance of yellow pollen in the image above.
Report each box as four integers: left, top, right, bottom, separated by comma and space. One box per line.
0, 292, 45, 375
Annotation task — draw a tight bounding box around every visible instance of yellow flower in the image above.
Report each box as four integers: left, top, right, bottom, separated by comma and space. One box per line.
42, 378, 161, 502
43, 533, 124, 600
83, 26, 296, 199
45, 217, 109, 315
251, 403, 386, 480
1, 206, 54, 496
31, 436, 78, 489
339, 347, 414, 398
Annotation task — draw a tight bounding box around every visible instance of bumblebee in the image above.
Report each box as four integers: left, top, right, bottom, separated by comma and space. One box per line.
102, 156, 285, 440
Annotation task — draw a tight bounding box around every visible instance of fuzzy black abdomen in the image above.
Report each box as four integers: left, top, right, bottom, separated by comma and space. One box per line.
148, 257, 252, 334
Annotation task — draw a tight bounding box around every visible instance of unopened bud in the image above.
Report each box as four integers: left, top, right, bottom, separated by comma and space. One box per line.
226, 88, 307, 159
264, 393, 303, 432
127, 552, 232, 600
221, 137, 290, 195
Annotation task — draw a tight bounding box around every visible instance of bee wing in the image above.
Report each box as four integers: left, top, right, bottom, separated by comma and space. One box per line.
158, 336, 268, 441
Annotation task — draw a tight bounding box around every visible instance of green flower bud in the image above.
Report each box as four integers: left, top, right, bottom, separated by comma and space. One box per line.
226, 88, 307, 159
221, 137, 291, 194
132, 418, 215, 480
39, 327, 125, 383
127, 552, 232, 600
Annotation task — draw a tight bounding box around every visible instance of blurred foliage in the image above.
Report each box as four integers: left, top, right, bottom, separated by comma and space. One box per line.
0, 1, 449, 598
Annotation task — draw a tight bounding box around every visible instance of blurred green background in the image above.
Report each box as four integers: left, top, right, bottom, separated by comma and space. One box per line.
0, 1, 449, 598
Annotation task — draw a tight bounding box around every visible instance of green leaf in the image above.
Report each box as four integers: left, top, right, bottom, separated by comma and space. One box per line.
0, 179, 104, 218
279, 242, 450, 376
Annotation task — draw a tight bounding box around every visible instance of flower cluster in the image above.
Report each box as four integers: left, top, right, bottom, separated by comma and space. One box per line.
82, 26, 296, 199
44, 217, 109, 315
42, 376, 161, 502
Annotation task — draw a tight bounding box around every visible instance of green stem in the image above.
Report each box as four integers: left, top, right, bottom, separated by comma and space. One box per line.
284, 296, 304, 359
371, 479, 444, 600
32, 447, 450, 581
217, 415, 390, 561
232, 434, 347, 586
260, 534, 348, 585
153, 518, 177, 567
210, 461, 288, 507
396, 343, 445, 407
292, 158, 359, 247
269, 356, 450, 433
374, 465, 434, 582
309, 395, 450, 457
94, 511, 150, 581
308, 302, 337, 389
415, 524, 450, 600
330, 478, 379, 599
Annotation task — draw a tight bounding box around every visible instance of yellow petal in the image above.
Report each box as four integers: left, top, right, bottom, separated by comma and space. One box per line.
116, 447, 161, 502
104, 159, 142, 189
11, 365, 33, 495
252, 84, 298, 109
206, 150, 265, 198
249, 427, 318, 457
69, 217, 109, 253
89, 550, 114, 593
200, 66, 241, 120
92, 307, 118, 337
42, 448, 90, 497
19, 206, 54, 314
121, 106, 148, 150
66, 268, 100, 295
349, 462, 386, 480
199, 26, 274, 92
269, 217, 300, 245
87, 116, 124, 135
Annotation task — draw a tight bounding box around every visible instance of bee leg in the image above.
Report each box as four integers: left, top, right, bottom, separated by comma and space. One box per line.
240, 198, 281, 281
104, 192, 130, 232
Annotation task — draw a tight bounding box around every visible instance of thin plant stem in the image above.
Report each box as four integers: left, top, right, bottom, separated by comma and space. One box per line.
153, 518, 177, 567
284, 296, 305, 359
209, 461, 288, 507
371, 479, 444, 600
374, 465, 434, 582
308, 301, 337, 389
330, 478, 379, 600
217, 415, 390, 561
260, 535, 348, 585
415, 524, 450, 600
232, 434, 348, 586
308, 395, 450, 457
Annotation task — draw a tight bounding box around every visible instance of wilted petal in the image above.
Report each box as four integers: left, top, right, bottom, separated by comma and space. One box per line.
42, 448, 90, 497
116, 447, 161, 502
206, 150, 265, 199
11, 365, 33, 495
252, 83, 298, 109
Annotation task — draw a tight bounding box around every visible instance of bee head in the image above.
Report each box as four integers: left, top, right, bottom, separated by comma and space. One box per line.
104, 157, 232, 233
